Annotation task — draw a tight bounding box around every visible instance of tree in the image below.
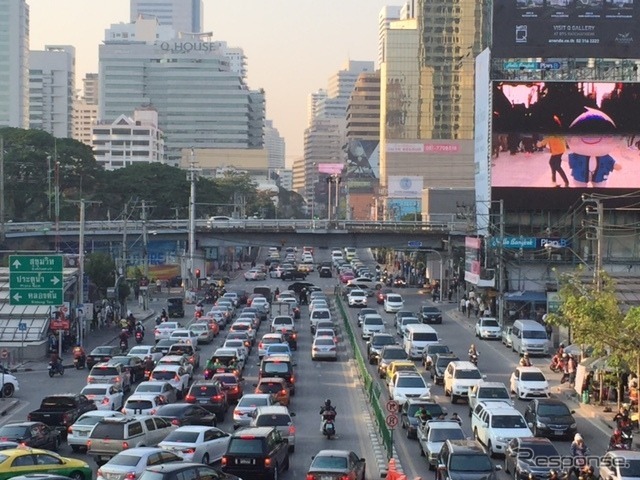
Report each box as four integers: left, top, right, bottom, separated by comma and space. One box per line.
84, 253, 116, 299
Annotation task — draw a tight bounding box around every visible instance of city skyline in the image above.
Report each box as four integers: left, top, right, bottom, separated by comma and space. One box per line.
28, 0, 392, 165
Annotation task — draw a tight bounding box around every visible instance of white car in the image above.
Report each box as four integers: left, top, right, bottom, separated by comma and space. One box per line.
444, 361, 485, 404
309, 299, 329, 312
149, 365, 191, 398
68, 411, 124, 453
128, 345, 163, 363
134, 381, 179, 404
388, 372, 430, 405
315, 328, 337, 342
599, 450, 640, 480
396, 316, 420, 337
270, 266, 284, 278
258, 333, 285, 358
347, 289, 368, 307
189, 322, 214, 344
384, 294, 405, 313
169, 329, 199, 346
250, 405, 296, 452
251, 297, 270, 312
159, 425, 231, 464
223, 340, 248, 365
475, 317, 501, 340
362, 314, 385, 340
244, 268, 267, 281
207, 215, 240, 228
510, 366, 551, 400
213, 347, 246, 371
232, 394, 274, 429
311, 336, 338, 361
97, 447, 182, 480
230, 321, 256, 342
154, 321, 181, 342
157, 355, 194, 377
81, 383, 124, 411
121, 393, 167, 415
471, 401, 532, 456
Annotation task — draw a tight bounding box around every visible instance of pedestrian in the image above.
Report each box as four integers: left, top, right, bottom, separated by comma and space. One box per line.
474, 301, 480, 318
570, 434, 589, 479
156, 279, 162, 293
568, 355, 577, 387
460, 297, 466, 314
465, 299, 471, 318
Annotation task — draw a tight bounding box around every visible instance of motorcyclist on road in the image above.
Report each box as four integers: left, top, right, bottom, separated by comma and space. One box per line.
578, 465, 596, 480
520, 353, 532, 367
609, 429, 626, 450
468, 344, 479, 362
548, 470, 560, 480
160, 309, 168, 320
72, 344, 86, 365
614, 406, 632, 430
120, 317, 129, 329
414, 407, 432, 423
135, 321, 145, 335
143, 356, 155, 373
49, 352, 62, 372
319, 399, 337, 433
119, 329, 129, 350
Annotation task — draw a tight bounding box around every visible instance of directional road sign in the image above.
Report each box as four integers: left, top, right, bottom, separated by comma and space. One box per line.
18, 323, 27, 332
407, 241, 423, 248
9, 255, 63, 306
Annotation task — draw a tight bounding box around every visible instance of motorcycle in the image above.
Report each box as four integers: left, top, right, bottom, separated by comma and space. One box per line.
195, 310, 203, 319
73, 355, 86, 370
469, 353, 478, 366
549, 355, 564, 373
119, 339, 128, 354
135, 331, 144, 344
321, 411, 337, 439
48, 361, 64, 377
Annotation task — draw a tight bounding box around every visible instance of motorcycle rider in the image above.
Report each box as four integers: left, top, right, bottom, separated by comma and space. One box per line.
319, 398, 337, 433
468, 344, 479, 363
160, 309, 168, 322
548, 471, 560, 480
578, 465, 596, 480
570, 433, 589, 479
119, 328, 129, 350
72, 344, 86, 364
520, 353, 532, 367
135, 321, 145, 338
49, 352, 62, 373
614, 406, 633, 446
143, 355, 155, 372
609, 429, 626, 450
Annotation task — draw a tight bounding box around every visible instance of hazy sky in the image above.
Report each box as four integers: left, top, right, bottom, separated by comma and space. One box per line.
29, 0, 394, 165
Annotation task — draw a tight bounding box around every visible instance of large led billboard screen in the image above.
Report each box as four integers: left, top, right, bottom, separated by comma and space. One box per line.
492, 81, 640, 189
492, 0, 640, 59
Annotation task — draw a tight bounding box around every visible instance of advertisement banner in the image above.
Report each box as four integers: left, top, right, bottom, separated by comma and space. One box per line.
343, 140, 379, 179
492, 0, 640, 59
318, 163, 344, 175
492, 81, 640, 189
464, 236, 482, 285
387, 176, 423, 198
474, 48, 492, 237
386, 142, 461, 154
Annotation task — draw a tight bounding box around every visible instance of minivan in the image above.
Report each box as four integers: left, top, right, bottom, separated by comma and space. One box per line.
403, 324, 439, 359
510, 320, 549, 356
258, 355, 296, 395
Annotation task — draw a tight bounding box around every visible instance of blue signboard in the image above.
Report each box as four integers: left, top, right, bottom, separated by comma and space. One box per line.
490, 237, 570, 250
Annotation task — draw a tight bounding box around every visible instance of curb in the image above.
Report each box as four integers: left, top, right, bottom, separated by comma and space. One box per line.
0, 399, 20, 417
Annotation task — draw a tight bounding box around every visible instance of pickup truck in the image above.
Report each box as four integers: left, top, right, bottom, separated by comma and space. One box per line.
27, 394, 97, 438
417, 420, 465, 469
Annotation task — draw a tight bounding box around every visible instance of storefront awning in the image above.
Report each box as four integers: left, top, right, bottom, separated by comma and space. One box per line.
504, 291, 548, 303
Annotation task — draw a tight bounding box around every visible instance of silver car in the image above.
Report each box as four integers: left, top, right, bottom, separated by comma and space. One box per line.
232, 394, 273, 429
311, 336, 338, 361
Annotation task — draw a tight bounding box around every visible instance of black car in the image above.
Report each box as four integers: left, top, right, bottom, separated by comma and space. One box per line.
421, 344, 452, 369
437, 439, 500, 480
222, 427, 290, 480
280, 269, 307, 281
155, 403, 218, 427
430, 354, 459, 385
140, 463, 241, 480
0, 422, 60, 451
318, 267, 332, 278
419, 305, 443, 324
154, 339, 178, 356
287, 282, 316, 293
400, 400, 446, 439
504, 437, 563, 480
367, 333, 397, 364
86, 346, 121, 370
108, 355, 145, 383
185, 381, 229, 421
167, 297, 185, 318
523, 399, 577, 439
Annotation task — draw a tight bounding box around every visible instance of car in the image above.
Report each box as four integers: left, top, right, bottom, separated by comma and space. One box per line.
475, 317, 501, 340
0, 422, 60, 451
377, 346, 409, 378
418, 305, 443, 324
96, 447, 183, 480
357, 308, 377, 327
504, 437, 564, 480
223, 340, 248, 365
430, 354, 460, 386
385, 361, 418, 382
376, 287, 394, 304
108, 355, 146, 384
189, 322, 215, 344
169, 329, 199, 346
310, 309, 332, 334
367, 333, 397, 364
421, 344, 452, 369
418, 420, 466, 469
347, 289, 368, 307
258, 333, 286, 359
471, 401, 532, 456
311, 336, 338, 361
502, 326, 513, 347
207, 216, 239, 228
149, 365, 191, 399
388, 373, 431, 405
270, 316, 295, 335
523, 398, 577, 438
67, 411, 125, 453
80, 384, 124, 411
141, 463, 241, 480
281, 268, 307, 281
155, 403, 218, 427
121, 394, 167, 415
468, 381, 514, 416
158, 426, 231, 464
254, 377, 291, 406
599, 450, 640, 480
134, 381, 179, 404
212, 373, 243, 403
87, 363, 130, 392
443, 361, 485, 403
287, 281, 316, 293
257, 355, 296, 395
250, 405, 296, 452
361, 314, 385, 340
0, 448, 92, 480
319, 266, 332, 278
244, 268, 267, 281
185, 381, 229, 420
87, 346, 121, 369
306, 449, 366, 480
339, 271, 355, 283
157, 355, 195, 377
153, 322, 181, 342
264, 343, 293, 358
384, 294, 404, 313
153, 339, 177, 356
400, 399, 446, 440
232, 394, 274, 430
211, 347, 246, 371
436, 439, 501, 480
396, 316, 420, 337
127, 345, 163, 363
315, 328, 337, 342
221, 427, 290, 480
166, 298, 185, 318
510, 366, 551, 400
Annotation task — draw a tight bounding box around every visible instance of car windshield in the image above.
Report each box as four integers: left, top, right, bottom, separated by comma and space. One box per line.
619, 459, 640, 477
76, 416, 110, 426
264, 363, 289, 374
384, 349, 407, 360
402, 319, 420, 326
0, 426, 26, 437
455, 369, 481, 379
257, 383, 284, 394
397, 377, 426, 388
450, 454, 494, 472
238, 397, 269, 407
82, 387, 108, 395
422, 307, 439, 314
267, 346, 290, 355
255, 414, 291, 427
41, 397, 76, 409
92, 347, 114, 355
523, 330, 548, 339
388, 296, 402, 302
365, 318, 383, 326
437, 357, 457, 367
491, 415, 527, 428
429, 346, 450, 354
478, 388, 509, 399
414, 333, 438, 341
408, 403, 443, 417
482, 319, 499, 328
316, 338, 335, 346
91, 423, 125, 440
313, 311, 330, 319
373, 336, 395, 346
163, 431, 199, 443
108, 454, 142, 467
537, 404, 571, 416
137, 384, 161, 393
152, 371, 177, 380
312, 456, 348, 470
227, 438, 263, 454
157, 405, 187, 416
129, 348, 150, 355
429, 428, 465, 442
521, 443, 559, 457
91, 367, 120, 376
521, 372, 546, 382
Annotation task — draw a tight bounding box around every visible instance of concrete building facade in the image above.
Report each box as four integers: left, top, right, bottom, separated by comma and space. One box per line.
264, 120, 285, 170
83, 73, 99, 105
72, 100, 98, 146
0, 0, 29, 128
130, 0, 203, 34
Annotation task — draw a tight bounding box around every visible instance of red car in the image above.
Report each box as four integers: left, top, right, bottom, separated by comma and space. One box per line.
339, 272, 355, 283
212, 373, 243, 402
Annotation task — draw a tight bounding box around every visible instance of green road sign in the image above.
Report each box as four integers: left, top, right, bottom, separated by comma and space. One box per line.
9, 254, 64, 306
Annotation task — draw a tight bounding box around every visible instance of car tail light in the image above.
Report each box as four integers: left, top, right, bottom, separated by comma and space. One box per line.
97, 469, 103, 478
87, 440, 92, 449
183, 448, 195, 454
288, 425, 295, 435
62, 413, 71, 425
87, 376, 94, 383
67, 427, 73, 434
221, 457, 228, 466
230, 386, 238, 393
122, 441, 129, 449
258, 342, 263, 349
125, 473, 137, 480
102, 397, 110, 405
306, 475, 315, 480
150, 409, 156, 415
211, 394, 223, 402
233, 410, 241, 416
290, 376, 295, 384
185, 395, 196, 403
339, 476, 350, 480
291, 333, 297, 340
154, 329, 160, 334
264, 457, 272, 467
171, 419, 181, 426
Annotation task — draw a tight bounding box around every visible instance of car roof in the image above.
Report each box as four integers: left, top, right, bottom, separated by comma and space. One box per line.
113, 446, 165, 455
451, 361, 479, 370
126, 394, 161, 400
231, 426, 274, 437
258, 377, 286, 384
172, 425, 217, 433
606, 450, 640, 460
476, 381, 509, 388
160, 355, 185, 361
477, 401, 519, 412
153, 364, 181, 371
533, 398, 569, 406
427, 421, 463, 429
82, 383, 116, 389
314, 449, 352, 458
254, 405, 291, 416
447, 439, 488, 454
146, 462, 214, 473
517, 366, 544, 373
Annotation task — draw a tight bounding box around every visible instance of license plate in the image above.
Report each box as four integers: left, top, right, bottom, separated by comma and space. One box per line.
238, 458, 253, 465
321, 476, 334, 480
77, 432, 88, 437
554, 430, 564, 435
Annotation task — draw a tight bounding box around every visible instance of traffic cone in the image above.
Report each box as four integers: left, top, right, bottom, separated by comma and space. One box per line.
386, 459, 399, 480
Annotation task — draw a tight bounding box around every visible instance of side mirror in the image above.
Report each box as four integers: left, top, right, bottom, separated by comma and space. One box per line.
437, 464, 446, 471
292, 363, 297, 367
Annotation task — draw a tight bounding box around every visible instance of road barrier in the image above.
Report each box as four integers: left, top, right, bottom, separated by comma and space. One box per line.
336, 295, 393, 458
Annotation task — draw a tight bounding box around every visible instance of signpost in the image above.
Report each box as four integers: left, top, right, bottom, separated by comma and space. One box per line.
9, 255, 63, 306
385, 414, 398, 429
407, 241, 423, 248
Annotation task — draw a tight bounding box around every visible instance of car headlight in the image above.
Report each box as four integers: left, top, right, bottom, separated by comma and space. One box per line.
496, 436, 508, 443
536, 422, 547, 428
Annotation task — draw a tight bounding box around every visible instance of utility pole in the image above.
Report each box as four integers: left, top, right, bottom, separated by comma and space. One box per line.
334, 176, 340, 221
141, 200, 150, 279
187, 154, 200, 291
122, 203, 128, 275
0, 136, 4, 244
54, 150, 60, 251
497, 200, 505, 327
584, 197, 604, 292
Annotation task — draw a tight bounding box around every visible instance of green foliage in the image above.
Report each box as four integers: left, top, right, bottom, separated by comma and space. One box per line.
84, 253, 116, 297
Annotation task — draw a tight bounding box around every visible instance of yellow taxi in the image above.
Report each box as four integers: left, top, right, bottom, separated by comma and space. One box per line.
385, 361, 418, 381
254, 377, 291, 406
0, 447, 92, 480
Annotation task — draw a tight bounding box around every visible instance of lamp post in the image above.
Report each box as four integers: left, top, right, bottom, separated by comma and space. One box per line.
422, 249, 443, 303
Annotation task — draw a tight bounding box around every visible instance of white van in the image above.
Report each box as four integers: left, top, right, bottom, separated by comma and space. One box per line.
510, 319, 549, 356
403, 324, 439, 359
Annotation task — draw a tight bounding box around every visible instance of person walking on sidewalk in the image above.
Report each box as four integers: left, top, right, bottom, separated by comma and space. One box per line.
568, 354, 577, 387
465, 299, 471, 318
460, 296, 466, 314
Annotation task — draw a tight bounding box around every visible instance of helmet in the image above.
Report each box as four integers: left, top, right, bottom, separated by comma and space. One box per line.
470, 344, 475, 349
524, 353, 529, 357
549, 470, 558, 478
560, 343, 565, 348
563, 353, 568, 358
324, 399, 332, 407
614, 429, 622, 436
574, 433, 583, 442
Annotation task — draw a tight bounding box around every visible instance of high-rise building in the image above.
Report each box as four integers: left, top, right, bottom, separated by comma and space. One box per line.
264, 120, 285, 169
307, 90, 327, 126
327, 60, 375, 112
346, 71, 381, 141
292, 157, 306, 196
130, 0, 203, 34
29, 45, 76, 138
0, 0, 29, 128
72, 100, 98, 146
99, 21, 263, 165
83, 73, 99, 105
378, 6, 401, 70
